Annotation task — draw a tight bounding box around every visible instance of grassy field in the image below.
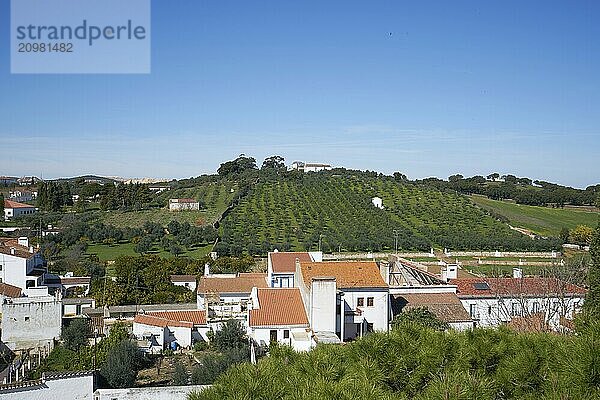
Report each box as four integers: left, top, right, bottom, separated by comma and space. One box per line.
86, 241, 212, 262
470, 195, 599, 236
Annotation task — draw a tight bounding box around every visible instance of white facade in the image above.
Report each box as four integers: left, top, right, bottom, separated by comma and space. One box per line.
3, 203, 36, 221
289, 161, 332, 173
339, 288, 389, 340
0, 239, 46, 291
94, 385, 209, 400
249, 327, 312, 351
0, 372, 94, 400
460, 295, 584, 330
168, 199, 200, 211
1, 295, 62, 351
371, 197, 383, 209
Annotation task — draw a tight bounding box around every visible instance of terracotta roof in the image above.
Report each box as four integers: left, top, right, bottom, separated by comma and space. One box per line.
60, 277, 91, 285
198, 273, 268, 294
170, 274, 196, 282
0, 283, 22, 298
148, 310, 206, 325
0, 239, 36, 258
300, 261, 387, 289
134, 314, 193, 328
391, 293, 472, 323
269, 252, 312, 273
3, 199, 35, 209
249, 288, 309, 327
451, 277, 587, 298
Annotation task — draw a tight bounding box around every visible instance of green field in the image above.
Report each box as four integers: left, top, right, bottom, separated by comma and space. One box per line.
95, 181, 239, 228
86, 241, 212, 262
218, 174, 549, 254
470, 195, 599, 236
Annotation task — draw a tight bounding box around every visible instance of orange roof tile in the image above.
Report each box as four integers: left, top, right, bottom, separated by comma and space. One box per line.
170, 274, 196, 282
4, 199, 35, 209
148, 310, 206, 325
0, 283, 22, 298
0, 239, 36, 259
134, 314, 193, 328
198, 273, 268, 294
269, 252, 312, 273
249, 288, 309, 327
300, 261, 387, 289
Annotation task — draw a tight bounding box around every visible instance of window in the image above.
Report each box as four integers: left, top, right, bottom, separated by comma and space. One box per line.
511, 303, 521, 317
357, 297, 364, 307
532, 302, 540, 313
283, 330, 289, 339
469, 304, 477, 318
367, 297, 374, 307
270, 330, 278, 343
367, 323, 374, 332
24, 316, 30, 322
488, 305, 492, 315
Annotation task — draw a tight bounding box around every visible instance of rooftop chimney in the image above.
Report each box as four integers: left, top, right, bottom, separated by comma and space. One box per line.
204, 263, 210, 277
513, 267, 523, 279
10, 247, 16, 255
18, 237, 29, 247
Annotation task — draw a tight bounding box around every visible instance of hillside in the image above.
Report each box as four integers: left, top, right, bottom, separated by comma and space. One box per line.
217, 172, 558, 255
470, 195, 600, 236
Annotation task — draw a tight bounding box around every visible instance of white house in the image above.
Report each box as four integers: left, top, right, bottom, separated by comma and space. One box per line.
133, 310, 208, 352
248, 288, 312, 351
384, 256, 474, 330
170, 274, 197, 292
0, 238, 46, 291
168, 198, 200, 211
1, 295, 62, 351
289, 161, 332, 173
197, 272, 268, 323
3, 200, 36, 221
62, 297, 96, 318
451, 276, 586, 331
296, 260, 389, 342
0, 371, 95, 400
0, 282, 22, 304
43, 273, 91, 296
267, 251, 322, 288
371, 197, 383, 209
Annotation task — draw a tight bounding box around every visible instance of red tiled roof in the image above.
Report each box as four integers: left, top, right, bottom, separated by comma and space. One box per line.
4, 200, 35, 209
451, 277, 587, 298
0, 283, 22, 298
170, 275, 196, 282
269, 252, 312, 273
198, 273, 268, 294
392, 293, 472, 323
60, 277, 91, 285
300, 261, 387, 289
0, 239, 36, 259
148, 310, 206, 325
134, 314, 193, 328
249, 288, 309, 327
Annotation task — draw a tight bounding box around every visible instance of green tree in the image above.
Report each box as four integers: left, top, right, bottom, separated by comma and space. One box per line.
101, 340, 144, 388
134, 236, 153, 255
392, 307, 449, 331
570, 225, 594, 246
583, 224, 600, 319
61, 318, 89, 351
560, 227, 570, 243
173, 361, 188, 385
211, 319, 248, 353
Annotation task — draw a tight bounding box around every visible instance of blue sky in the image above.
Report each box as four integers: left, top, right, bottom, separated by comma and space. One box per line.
1, 0, 599, 188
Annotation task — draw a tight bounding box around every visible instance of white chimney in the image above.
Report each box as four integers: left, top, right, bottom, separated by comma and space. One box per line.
513, 267, 523, 279
10, 248, 16, 255
18, 237, 29, 247
29, 246, 34, 253
204, 263, 210, 276
446, 264, 458, 280
440, 267, 448, 282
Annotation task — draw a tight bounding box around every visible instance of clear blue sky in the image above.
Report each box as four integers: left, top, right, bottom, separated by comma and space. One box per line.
1, 1, 599, 188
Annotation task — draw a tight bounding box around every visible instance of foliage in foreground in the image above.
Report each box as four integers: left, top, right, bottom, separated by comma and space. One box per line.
189, 324, 600, 400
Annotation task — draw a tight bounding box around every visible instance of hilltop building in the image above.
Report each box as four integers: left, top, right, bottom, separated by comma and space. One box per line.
267, 251, 322, 288
289, 161, 332, 173
168, 198, 200, 211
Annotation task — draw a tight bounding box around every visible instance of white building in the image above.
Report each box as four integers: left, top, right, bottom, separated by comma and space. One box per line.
94, 385, 209, 400
0, 371, 95, 400
133, 310, 208, 352
44, 273, 91, 296
1, 295, 62, 351
0, 238, 46, 291
170, 274, 197, 292
3, 200, 36, 221
371, 197, 383, 209
168, 198, 200, 211
289, 161, 332, 173
267, 251, 322, 288
296, 260, 389, 342
248, 288, 312, 351
451, 276, 586, 331
8, 190, 35, 203
0, 283, 22, 304
197, 272, 268, 323
385, 257, 474, 330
